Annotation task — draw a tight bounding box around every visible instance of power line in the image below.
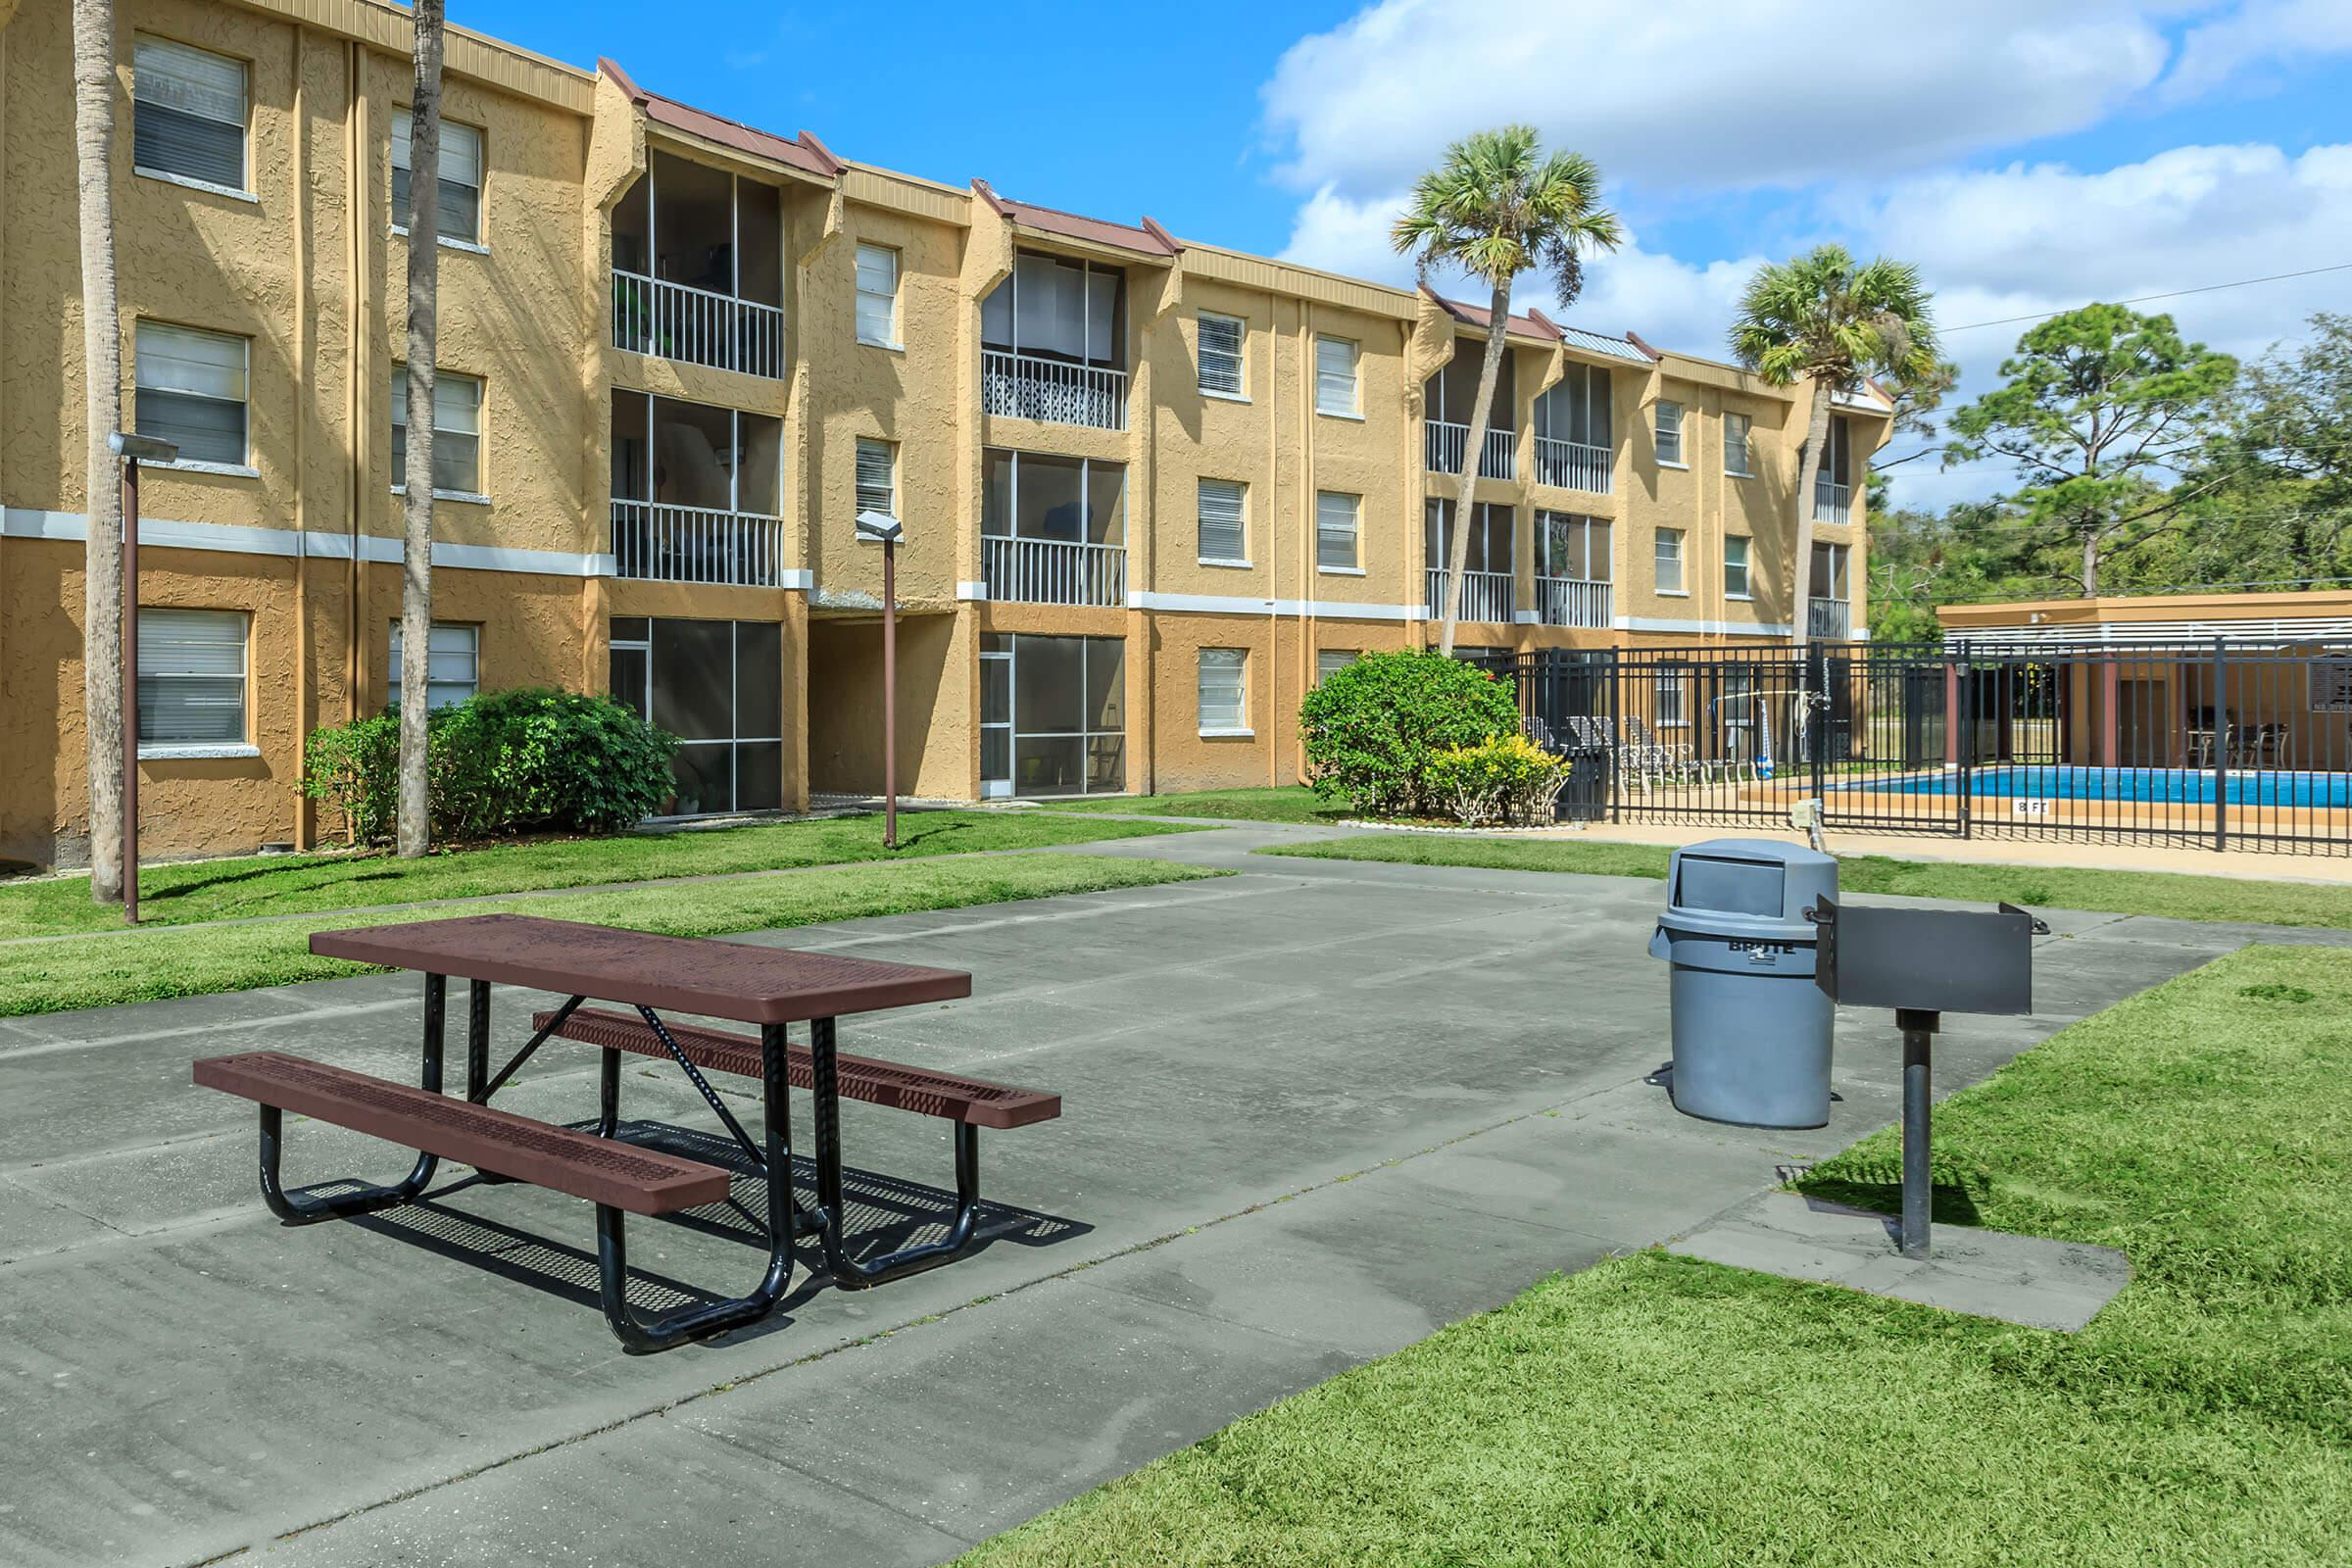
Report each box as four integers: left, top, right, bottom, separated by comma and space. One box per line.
1944, 262, 2352, 334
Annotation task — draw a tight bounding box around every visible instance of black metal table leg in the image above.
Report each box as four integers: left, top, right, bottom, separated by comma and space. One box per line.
598, 1021, 797, 1353
258, 971, 446, 1223
807, 1016, 984, 1290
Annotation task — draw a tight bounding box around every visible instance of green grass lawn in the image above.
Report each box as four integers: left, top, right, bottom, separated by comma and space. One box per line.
958, 943, 2352, 1567
0, 854, 1224, 1018
1036, 786, 1346, 824
0, 809, 1199, 941
1261, 833, 2352, 929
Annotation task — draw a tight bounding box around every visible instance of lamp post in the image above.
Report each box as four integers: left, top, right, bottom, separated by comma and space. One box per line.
108, 432, 178, 925
855, 510, 906, 850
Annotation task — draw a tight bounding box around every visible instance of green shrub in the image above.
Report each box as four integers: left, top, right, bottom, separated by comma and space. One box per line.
1296, 650, 1521, 816
302, 689, 677, 844
1424, 733, 1573, 827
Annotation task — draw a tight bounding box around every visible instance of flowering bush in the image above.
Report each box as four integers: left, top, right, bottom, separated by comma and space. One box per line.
1296, 650, 1521, 816
1423, 732, 1573, 827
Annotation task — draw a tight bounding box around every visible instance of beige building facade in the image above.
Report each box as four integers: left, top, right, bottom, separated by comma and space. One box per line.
0, 0, 1886, 866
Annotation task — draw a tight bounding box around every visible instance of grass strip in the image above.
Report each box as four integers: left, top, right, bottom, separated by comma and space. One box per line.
0, 809, 1200, 941
957, 945, 2352, 1566
0, 855, 1224, 1018
1035, 786, 1347, 825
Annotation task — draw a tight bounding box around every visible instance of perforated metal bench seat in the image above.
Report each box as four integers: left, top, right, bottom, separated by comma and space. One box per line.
193, 1051, 732, 1215
532, 1006, 1063, 1131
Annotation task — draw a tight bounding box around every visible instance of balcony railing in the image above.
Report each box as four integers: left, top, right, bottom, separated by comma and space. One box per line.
1534, 575, 1612, 629
982, 350, 1129, 431
1814, 476, 1852, 525
1425, 567, 1515, 624
1807, 597, 1852, 640
611, 501, 786, 586
982, 536, 1126, 608
1533, 436, 1612, 495
611, 271, 784, 380
1425, 421, 1515, 480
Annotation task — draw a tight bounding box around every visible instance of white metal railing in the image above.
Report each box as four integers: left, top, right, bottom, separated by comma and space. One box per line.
611, 271, 784, 380
611, 501, 786, 586
1535, 575, 1612, 629
1425, 567, 1515, 624
1808, 597, 1851, 640
1533, 436, 1612, 495
982, 536, 1126, 608
982, 350, 1129, 431
1814, 476, 1852, 525
1425, 421, 1517, 480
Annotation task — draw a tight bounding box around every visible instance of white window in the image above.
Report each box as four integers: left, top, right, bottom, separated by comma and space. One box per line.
388, 621, 480, 710
137, 609, 247, 749
1655, 401, 1685, 466
1198, 648, 1248, 734
1197, 312, 1245, 398
1724, 535, 1751, 600
855, 243, 900, 347
1725, 412, 1753, 477
1198, 478, 1247, 564
1316, 649, 1359, 684
1314, 335, 1359, 416
393, 112, 484, 245
133, 36, 247, 192
856, 437, 896, 517
1654, 668, 1690, 729
1315, 491, 1360, 571
1654, 527, 1686, 595
389, 368, 483, 496
135, 320, 248, 467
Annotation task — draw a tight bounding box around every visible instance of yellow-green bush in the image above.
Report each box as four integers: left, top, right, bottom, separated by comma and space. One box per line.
1423, 733, 1572, 826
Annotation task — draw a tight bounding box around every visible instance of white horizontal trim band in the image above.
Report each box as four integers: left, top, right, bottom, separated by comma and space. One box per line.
1614, 614, 1795, 637
6, 506, 639, 580
1126, 589, 1427, 622
956, 580, 988, 601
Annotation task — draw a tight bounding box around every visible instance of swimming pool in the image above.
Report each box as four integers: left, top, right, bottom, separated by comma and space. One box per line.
1861, 764, 2352, 808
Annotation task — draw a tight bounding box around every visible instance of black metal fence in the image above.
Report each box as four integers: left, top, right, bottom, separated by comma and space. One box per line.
1472, 639, 2352, 856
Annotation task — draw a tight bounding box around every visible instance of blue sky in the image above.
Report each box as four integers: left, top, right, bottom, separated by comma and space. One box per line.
465, 0, 2352, 509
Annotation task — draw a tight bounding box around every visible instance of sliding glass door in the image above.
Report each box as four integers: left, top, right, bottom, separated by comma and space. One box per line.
979, 634, 1124, 798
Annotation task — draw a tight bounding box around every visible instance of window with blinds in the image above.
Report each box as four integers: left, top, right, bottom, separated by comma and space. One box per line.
1654, 527, 1686, 594
1724, 412, 1753, 476
1197, 312, 1244, 397
389, 368, 483, 494
856, 438, 897, 517
855, 243, 900, 346
1315, 490, 1360, 570
1724, 535, 1751, 599
1654, 401, 1685, 466
135, 320, 247, 466
1197, 478, 1247, 564
133, 36, 247, 190
388, 622, 480, 710
1314, 335, 1358, 416
1198, 648, 1247, 733
393, 113, 484, 244
137, 609, 247, 747
1316, 649, 1359, 684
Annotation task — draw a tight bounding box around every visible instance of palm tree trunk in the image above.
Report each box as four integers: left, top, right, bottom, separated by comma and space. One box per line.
396, 0, 445, 858
1439, 282, 1513, 657
74, 0, 124, 902
1788, 381, 1831, 654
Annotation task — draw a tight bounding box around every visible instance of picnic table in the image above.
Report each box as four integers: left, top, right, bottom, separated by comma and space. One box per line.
193, 914, 1062, 1353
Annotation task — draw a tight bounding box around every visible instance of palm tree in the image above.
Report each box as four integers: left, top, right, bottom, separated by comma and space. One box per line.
396, 0, 445, 858
73, 0, 124, 903
1730, 246, 1937, 650
1393, 125, 1620, 656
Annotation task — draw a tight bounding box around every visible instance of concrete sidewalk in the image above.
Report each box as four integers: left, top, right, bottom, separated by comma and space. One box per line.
2, 825, 2335, 1568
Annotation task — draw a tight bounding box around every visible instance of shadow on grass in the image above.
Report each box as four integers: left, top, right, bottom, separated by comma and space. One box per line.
1787, 1154, 1990, 1227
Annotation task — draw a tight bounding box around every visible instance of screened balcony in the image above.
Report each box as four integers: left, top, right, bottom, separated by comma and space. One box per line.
1424, 498, 1515, 622
981, 450, 1126, 607
1812, 415, 1854, 522
611, 151, 784, 380
609, 392, 784, 585
1534, 512, 1611, 628
981, 250, 1129, 430
1532, 362, 1613, 494
1426, 421, 1516, 480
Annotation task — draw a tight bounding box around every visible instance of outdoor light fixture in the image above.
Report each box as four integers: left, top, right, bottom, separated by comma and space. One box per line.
109, 430, 178, 926
856, 510, 905, 847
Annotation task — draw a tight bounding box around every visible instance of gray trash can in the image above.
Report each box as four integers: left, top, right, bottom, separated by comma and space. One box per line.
1645, 838, 1838, 1128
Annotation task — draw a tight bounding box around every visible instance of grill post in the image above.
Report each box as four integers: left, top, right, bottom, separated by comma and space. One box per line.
1896, 1007, 1938, 1257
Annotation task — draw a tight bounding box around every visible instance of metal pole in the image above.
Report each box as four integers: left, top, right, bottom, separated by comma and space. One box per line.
1896, 1007, 1936, 1257
122, 458, 140, 926
882, 537, 898, 850
2212, 635, 2229, 854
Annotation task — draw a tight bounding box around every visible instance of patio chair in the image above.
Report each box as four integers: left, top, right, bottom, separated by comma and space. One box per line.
1622, 715, 1696, 787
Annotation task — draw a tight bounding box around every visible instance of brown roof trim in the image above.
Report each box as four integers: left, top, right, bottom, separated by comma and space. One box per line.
999, 195, 1177, 258
604, 61, 839, 179
797, 129, 846, 176
1139, 216, 1181, 254
1523, 306, 1564, 341
1433, 292, 1552, 341
970, 176, 1011, 218
1624, 329, 1665, 362
597, 57, 644, 105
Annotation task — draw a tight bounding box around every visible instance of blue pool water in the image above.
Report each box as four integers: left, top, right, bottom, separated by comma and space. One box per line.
1862, 764, 2352, 808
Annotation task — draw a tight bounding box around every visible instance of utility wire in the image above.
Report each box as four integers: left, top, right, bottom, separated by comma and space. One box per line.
1944, 262, 2352, 334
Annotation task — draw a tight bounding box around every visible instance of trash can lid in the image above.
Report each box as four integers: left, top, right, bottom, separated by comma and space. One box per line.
1668, 838, 1838, 922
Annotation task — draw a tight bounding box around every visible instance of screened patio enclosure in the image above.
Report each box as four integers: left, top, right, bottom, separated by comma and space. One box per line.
980, 634, 1125, 798
608, 617, 785, 816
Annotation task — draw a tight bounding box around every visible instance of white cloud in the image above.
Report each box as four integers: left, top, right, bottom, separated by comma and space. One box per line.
2163, 0, 2352, 101
1262, 0, 2175, 200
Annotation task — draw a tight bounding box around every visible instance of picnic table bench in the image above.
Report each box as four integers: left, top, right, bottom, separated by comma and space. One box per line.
191, 914, 1060, 1353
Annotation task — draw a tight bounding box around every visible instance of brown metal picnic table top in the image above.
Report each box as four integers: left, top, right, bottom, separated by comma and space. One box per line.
309, 913, 972, 1024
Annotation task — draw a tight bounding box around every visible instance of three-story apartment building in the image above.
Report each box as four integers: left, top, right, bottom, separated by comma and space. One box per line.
0, 0, 1886, 865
